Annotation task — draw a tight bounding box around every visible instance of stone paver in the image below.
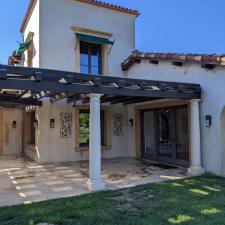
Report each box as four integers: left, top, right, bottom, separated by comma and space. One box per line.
0, 155, 188, 207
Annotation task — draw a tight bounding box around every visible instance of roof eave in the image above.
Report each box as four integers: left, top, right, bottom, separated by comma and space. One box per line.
121, 52, 225, 71
76, 0, 140, 17
20, 0, 36, 33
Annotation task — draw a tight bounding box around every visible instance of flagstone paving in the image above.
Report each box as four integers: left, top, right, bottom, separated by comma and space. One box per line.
0, 155, 187, 207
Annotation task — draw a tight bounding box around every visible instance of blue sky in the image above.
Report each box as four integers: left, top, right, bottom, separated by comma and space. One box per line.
1, 0, 225, 64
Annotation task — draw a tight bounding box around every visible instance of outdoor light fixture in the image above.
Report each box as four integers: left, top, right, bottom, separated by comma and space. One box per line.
12, 121, 17, 128
50, 119, 55, 128
33, 120, 38, 128
129, 118, 134, 127
205, 115, 212, 128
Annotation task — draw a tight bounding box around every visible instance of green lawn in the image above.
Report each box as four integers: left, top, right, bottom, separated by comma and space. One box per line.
1, 175, 225, 225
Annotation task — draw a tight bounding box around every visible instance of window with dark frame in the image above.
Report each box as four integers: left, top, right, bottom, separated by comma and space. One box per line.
80, 41, 102, 75
79, 109, 105, 147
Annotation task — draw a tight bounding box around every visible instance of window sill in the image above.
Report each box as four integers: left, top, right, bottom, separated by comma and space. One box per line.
75, 145, 112, 152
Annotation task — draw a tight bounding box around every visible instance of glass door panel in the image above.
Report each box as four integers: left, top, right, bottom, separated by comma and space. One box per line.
141, 111, 156, 159
157, 108, 175, 157
176, 107, 189, 161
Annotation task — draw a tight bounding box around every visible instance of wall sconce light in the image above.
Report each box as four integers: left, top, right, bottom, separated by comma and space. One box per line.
205, 115, 212, 128
50, 119, 55, 128
33, 120, 38, 128
12, 121, 17, 128
129, 118, 134, 127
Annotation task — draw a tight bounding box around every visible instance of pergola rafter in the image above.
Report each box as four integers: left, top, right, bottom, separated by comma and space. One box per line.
0, 64, 201, 107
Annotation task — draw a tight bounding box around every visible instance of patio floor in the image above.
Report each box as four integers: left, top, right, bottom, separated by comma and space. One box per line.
0, 156, 188, 207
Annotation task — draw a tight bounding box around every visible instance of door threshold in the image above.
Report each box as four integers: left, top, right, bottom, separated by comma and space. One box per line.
141, 158, 188, 170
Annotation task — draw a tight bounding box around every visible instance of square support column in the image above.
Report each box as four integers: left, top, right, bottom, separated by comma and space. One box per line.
188, 99, 205, 175
87, 94, 105, 191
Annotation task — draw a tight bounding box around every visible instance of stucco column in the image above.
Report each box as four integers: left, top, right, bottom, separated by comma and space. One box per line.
188, 99, 205, 175
87, 94, 105, 191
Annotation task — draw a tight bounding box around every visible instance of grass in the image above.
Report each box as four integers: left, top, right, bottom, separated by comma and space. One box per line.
0, 175, 225, 225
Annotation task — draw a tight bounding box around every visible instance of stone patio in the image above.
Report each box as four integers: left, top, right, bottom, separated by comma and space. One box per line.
0, 155, 188, 207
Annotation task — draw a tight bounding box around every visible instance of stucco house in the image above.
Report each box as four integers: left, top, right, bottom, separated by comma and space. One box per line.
2, 0, 225, 191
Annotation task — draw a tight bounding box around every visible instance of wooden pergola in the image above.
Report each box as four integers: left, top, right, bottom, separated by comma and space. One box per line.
0, 64, 201, 107
0, 64, 203, 191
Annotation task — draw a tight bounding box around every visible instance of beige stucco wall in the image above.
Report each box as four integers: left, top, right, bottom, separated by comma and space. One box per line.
39, 0, 136, 75
28, 99, 128, 164
23, 0, 40, 68
2, 109, 22, 156
126, 61, 225, 175
21, 0, 135, 164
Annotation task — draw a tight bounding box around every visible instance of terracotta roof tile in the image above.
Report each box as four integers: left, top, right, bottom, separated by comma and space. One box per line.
77, 0, 140, 15
121, 51, 225, 71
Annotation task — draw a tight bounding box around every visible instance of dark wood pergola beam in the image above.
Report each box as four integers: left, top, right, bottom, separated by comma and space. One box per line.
17, 90, 29, 99
0, 65, 201, 103
123, 97, 161, 105
0, 94, 42, 106
67, 95, 84, 104
110, 97, 136, 105
0, 79, 201, 99
100, 96, 118, 103
0, 64, 201, 90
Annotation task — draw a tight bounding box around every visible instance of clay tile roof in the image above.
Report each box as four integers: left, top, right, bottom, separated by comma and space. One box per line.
75, 0, 140, 16
20, 0, 140, 33
121, 51, 225, 71
77, 0, 140, 15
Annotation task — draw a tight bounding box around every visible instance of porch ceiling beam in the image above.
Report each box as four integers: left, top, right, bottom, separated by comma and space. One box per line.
67, 95, 83, 104
81, 97, 91, 104
110, 97, 136, 105
77, 95, 127, 104
0, 93, 20, 98
0, 78, 201, 99
0, 69, 7, 79
0, 94, 42, 106
0, 64, 200, 89
100, 96, 122, 104
123, 97, 161, 105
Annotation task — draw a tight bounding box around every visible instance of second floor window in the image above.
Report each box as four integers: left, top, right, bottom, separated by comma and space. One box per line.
80, 42, 102, 75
